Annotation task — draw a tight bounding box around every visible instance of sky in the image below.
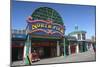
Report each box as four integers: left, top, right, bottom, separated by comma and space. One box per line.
12, 0, 96, 39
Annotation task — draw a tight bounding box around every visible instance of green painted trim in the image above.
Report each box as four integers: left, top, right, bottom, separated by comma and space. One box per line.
68, 31, 86, 35
31, 7, 64, 25
25, 35, 31, 65
83, 42, 87, 52
25, 55, 31, 65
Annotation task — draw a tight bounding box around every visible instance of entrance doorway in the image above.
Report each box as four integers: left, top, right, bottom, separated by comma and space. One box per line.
43, 46, 51, 58
31, 41, 57, 58
31, 46, 52, 59
70, 45, 76, 54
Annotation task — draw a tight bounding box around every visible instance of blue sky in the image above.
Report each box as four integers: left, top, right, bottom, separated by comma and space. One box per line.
12, 1, 96, 39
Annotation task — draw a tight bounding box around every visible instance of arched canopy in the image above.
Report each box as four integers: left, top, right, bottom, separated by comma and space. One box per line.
31, 7, 63, 25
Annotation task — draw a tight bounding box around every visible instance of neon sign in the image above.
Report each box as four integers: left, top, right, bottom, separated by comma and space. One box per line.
27, 16, 64, 36
32, 23, 64, 34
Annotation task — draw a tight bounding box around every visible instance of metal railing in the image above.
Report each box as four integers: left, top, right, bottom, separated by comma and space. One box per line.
12, 29, 26, 34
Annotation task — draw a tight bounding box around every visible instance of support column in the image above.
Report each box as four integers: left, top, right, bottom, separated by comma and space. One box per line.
86, 43, 89, 51
24, 35, 31, 65
90, 43, 93, 50
76, 44, 79, 53
68, 44, 71, 55
29, 40, 31, 54
23, 43, 27, 60
57, 41, 60, 56
63, 38, 66, 57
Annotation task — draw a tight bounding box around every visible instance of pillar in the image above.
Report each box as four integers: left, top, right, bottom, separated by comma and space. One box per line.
23, 35, 31, 65
29, 40, 31, 54
63, 38, 66, 57
68, 44, 71, 55
86, 43, 89, 51
23, 43, 27, 60
90, 43, 93, 50
57, 41, 60, 56
76, 44, 79, 53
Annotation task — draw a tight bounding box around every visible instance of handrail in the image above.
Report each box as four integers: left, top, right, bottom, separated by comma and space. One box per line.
12, 29, 26, 34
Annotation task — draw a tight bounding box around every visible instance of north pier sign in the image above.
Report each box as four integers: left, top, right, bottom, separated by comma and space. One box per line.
27, 16, 65, 36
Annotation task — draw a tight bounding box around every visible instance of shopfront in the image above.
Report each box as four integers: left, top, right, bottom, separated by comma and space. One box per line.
24, 17, 64, 58
12, 34, 26, 61
23, 7, 65, 64
31, 38, 62, 58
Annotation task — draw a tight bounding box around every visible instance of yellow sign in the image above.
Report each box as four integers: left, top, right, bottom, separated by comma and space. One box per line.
32, 23, 64, 34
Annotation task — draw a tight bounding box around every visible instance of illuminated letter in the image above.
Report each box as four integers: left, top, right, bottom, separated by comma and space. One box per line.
32, 25, 37, 29
60, 29, 64, 34
41, 24, 44, 28
37, 24, 41, 28
48, 24, 52, 28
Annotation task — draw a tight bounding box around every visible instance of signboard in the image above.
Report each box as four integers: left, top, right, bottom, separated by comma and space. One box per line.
27, 17, 65, 37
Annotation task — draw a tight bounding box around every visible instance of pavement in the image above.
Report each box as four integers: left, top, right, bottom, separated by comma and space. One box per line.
11, 49, 96, 66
